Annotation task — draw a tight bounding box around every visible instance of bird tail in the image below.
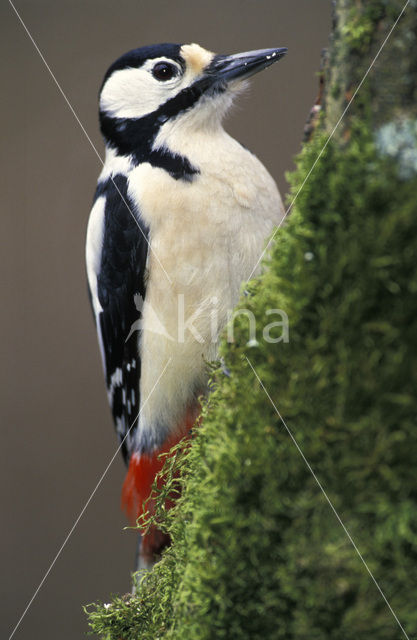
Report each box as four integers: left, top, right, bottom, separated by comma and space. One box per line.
121, 406, 199, 560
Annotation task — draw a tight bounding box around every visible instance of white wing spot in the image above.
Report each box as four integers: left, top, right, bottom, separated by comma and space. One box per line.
116, 417, 124, 438
108, 367, 123, 404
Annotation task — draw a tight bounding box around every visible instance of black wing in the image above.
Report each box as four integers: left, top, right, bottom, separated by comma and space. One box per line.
90, 173, 149, 464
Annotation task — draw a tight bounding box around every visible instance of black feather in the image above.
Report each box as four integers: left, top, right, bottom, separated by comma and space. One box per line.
93, 174, 149, 464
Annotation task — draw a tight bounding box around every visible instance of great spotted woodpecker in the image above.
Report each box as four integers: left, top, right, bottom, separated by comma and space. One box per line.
86, 42, 286, 565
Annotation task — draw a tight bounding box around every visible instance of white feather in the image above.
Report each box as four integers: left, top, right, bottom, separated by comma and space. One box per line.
85, 195, 107, 374
85, 195, 105, 316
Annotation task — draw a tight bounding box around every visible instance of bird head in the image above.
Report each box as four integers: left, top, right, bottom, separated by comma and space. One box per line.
99, 43, 287, 158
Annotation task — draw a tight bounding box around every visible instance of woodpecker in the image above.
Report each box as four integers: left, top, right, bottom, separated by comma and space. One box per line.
86, 42, 287, 564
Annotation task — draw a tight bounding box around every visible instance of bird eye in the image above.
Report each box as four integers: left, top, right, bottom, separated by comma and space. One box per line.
152, 62, 178, 81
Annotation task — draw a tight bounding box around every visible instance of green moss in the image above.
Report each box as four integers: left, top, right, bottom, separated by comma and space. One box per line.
339, 2, 402, 53
324, 0, 417, 134
330, 82, 342, 101
340, 8, 375, 52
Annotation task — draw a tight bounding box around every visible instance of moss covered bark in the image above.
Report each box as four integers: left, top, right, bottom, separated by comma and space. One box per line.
86, 1, 417, 638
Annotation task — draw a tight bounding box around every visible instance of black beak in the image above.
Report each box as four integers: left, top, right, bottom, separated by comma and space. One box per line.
208, 47, 288, 82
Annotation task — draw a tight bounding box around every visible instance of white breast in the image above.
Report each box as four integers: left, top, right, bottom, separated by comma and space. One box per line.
127, 127, 284, 444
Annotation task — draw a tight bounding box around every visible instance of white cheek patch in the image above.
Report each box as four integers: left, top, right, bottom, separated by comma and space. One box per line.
100, 58, 182, 120
100, 66, 167, 119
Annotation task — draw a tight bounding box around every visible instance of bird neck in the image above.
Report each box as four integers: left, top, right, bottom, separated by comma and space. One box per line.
100, 101, 228, 183
153, 115, 231, 171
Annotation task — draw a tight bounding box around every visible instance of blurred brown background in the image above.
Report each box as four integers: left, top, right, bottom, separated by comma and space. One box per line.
1, 1, 331, 638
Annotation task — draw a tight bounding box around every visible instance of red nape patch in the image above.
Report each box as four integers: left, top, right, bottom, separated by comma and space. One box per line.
121, 406, 200, 527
